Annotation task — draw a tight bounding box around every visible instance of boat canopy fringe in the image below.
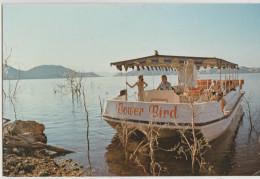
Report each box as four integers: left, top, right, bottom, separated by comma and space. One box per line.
110, 54, 238, 71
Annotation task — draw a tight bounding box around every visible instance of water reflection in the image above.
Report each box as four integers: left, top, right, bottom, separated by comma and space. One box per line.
104, 133, 148, 176
205, 105, 244, 175
104, 105, 244, 176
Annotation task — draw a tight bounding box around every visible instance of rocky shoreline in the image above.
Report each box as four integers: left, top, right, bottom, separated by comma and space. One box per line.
3, 120, 90, 177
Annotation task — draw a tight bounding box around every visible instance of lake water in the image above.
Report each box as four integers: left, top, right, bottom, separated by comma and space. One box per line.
3, 73, 260, 176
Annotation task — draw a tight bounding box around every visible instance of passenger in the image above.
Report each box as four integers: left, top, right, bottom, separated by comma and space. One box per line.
156, 75, 172, 90
227, 81, 236, 92
210, 91, 223, 102
209, 80, 219, 97
126, 75, 148, 101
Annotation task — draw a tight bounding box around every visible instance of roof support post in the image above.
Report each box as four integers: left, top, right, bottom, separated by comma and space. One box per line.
229, 67, 231, 91
152, 70, 154, 89
232, 68, 234, 80
170, 69, 172, 85
225, 65, 227, 91
125, 70, 128, 101
219, 67, 222, 90
177, 70, 180, 86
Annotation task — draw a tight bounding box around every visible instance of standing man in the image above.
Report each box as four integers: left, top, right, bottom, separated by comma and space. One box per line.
156, 75, 172, 90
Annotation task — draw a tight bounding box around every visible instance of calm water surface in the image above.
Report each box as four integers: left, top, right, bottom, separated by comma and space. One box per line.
3, 73, 260, 176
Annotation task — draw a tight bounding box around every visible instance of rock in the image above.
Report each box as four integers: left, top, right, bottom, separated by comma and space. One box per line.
34, 134, 47, 143
14, 170, 19, 175
38, 171, 49, 176
3, 169, 10, 174
12, 148, 20, 154
7, 157, 16, 166
3, 120, 47, 143
16, 163, 23, 170
37, 149, 47, 156
253, 170, 260, 176
66, 158, 72, 163
19, 170, 25, 175
73, 167, 79, 171
24, 163, 35, 173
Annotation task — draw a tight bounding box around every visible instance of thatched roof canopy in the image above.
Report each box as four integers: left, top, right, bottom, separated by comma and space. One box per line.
110, 54, 238, 71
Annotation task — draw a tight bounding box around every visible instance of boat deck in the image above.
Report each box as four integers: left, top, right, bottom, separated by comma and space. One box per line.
113, 79, 242, 104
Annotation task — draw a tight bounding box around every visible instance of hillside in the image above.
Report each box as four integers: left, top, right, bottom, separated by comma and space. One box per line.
3, 65, 100, 80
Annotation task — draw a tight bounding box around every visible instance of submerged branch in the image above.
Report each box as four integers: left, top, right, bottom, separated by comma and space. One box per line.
5, 135, 74, 155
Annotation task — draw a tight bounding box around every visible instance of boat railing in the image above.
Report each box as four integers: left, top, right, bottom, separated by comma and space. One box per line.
111, 79, 243, 103
143, 90, 180, 103
112, 95, 127, 101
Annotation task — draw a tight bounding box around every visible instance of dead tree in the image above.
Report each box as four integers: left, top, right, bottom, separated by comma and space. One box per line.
4, 135, 74, 156
116, 121, 137, 160
175, 94, 214, 175
242, 92, 259, 133
54, 71, 92, 169
128, 121, 169, 176
3, 46, 21, 121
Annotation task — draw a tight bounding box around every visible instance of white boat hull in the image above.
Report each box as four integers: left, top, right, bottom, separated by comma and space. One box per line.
102, 90, 244, 142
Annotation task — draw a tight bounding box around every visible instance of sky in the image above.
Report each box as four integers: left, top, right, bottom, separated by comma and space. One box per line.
3, 3, 260, 73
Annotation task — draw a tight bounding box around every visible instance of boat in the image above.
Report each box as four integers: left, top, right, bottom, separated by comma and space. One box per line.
102, 51, 245, 142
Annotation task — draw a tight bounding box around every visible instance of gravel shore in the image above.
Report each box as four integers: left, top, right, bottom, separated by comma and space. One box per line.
2, 120, 90, 177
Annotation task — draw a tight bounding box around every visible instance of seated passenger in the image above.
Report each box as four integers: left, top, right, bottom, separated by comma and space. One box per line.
172, 85, 182, 95
209, 80, 219, 96
225, 81, 235, 92
210, 91, 223, 102
156, 75, 172, 90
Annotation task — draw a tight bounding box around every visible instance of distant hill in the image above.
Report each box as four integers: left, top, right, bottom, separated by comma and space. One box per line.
237, 66, 260, 73
3, 65, 100, 80
114, 66, 260, 76
95, 71, 117, 77
199, 66, 260, 74
4, 65, 259, 80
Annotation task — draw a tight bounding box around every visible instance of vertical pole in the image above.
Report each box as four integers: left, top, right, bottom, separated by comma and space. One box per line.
229, 67, 230, 91
225, 65, 226, 91
219, 67, 222, 90
177, 70, 179, 86
232, 68, 234, 80
236, 68, 238, 87
235, 68, 237, 79
237, 69, 242, 93
236, 68, 237, 80
232, 68, 234, 88
125, 70, 128, 101
170, 69, 172, 85
152, 70, 154, 89
237, 67, 240, 89
177, 70, 180, 86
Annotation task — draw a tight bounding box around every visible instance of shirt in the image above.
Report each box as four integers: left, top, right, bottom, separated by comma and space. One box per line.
158, 82, 172, 90
209, 84, 219, 92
